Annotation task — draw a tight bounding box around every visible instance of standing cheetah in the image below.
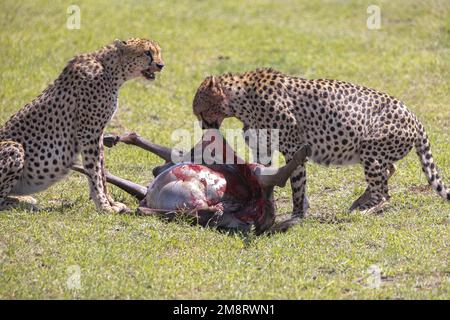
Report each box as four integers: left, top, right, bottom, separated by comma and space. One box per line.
193, 68, 449, 226
0, 38, 164, 212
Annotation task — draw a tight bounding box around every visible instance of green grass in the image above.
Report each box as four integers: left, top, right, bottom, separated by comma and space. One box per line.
0, 0, 449, 299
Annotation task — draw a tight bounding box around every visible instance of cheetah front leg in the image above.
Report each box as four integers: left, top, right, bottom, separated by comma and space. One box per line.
269, 159, 308, 233
99, 134, 129, 213
289, 164, 309, 217
79, 135, 129, 213
0, 141, 26, 210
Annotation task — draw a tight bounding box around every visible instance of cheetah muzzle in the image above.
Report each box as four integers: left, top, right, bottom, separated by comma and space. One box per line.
142, 68, 156, 80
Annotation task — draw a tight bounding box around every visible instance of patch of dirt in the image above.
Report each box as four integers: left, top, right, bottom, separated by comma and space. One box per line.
312, 214, 353, 224
149, 114, 161, 122
409, 184, 432, 194
354, 273, 396, 287
275, 197, 353, 224
44, 198, 80, 211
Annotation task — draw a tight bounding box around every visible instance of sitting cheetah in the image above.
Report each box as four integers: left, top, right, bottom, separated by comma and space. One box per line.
0, 38, 164, 212
193, 68, 449, 226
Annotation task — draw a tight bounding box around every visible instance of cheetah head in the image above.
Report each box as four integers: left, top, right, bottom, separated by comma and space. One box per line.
193, 76, 232, 129
114, 38, 164, 81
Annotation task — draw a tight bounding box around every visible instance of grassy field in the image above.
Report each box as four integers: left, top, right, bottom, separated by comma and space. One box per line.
0, 0, 449, 299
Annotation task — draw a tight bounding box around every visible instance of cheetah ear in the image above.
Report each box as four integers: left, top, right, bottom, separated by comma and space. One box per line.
208, 76, 217, 89
114, 39, 127, 50
208, 76, 223, 93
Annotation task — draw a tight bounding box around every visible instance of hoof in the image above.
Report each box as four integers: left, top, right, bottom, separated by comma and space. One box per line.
267, 215, 303, 234
103, 134, 120, 148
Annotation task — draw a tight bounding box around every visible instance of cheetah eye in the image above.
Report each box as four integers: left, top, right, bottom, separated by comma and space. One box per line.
144, 50, 153, 61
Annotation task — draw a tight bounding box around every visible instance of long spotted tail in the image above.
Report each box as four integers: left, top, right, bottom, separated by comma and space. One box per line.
415, 129, 450, 201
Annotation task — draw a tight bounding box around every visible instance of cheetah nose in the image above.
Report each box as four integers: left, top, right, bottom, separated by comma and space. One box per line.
156, 63, 164, 70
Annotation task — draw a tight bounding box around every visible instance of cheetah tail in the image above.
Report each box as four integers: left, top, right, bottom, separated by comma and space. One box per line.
415, 130, 450, 201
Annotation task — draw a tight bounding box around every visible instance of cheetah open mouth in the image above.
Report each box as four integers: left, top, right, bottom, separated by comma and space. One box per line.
142, 68, 156, 80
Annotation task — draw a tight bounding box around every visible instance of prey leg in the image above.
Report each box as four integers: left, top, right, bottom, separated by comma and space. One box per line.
103, 132, 177, 162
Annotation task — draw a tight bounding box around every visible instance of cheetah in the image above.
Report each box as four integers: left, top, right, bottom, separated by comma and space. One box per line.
193, 68, 449, 228
0, 38, 164, 212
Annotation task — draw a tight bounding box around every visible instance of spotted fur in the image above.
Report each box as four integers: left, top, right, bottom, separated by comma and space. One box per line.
193, 68, 449, 218
0, 38, 164, 211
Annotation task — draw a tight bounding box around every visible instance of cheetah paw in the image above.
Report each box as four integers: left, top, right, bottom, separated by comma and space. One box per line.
15, 196, 38, 205
0, 197, 39, 211
98, 202, 129, 214
348, 190, 371, 212
360, 199, 389, 215
110, 201, 131, 213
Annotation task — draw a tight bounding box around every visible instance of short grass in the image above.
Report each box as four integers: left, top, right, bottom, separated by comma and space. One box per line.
0, 0, 449, 299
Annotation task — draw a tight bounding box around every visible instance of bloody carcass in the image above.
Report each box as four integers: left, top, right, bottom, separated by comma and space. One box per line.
72, 130, 310, 234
